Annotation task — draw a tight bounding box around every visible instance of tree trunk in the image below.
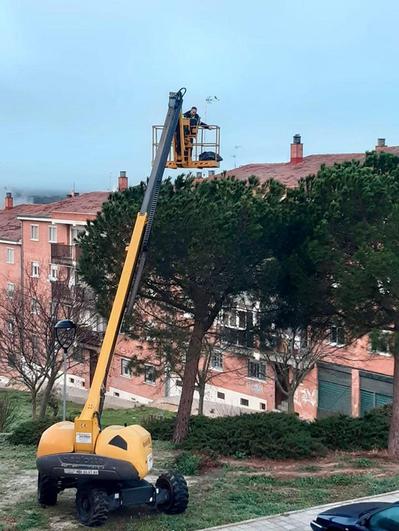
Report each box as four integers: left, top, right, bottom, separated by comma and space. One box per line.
173, 320, 205, 443
388, 351, 399, 457
198, 381, 205, 416
38, 370, 57, 419
287, 391, 295, 414
31, 392, 37, 419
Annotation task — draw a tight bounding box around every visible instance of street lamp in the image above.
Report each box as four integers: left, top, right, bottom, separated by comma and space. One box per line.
55, 319, 76, 421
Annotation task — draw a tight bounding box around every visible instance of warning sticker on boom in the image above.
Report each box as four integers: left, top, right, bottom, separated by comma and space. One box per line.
76, 432, 92, 444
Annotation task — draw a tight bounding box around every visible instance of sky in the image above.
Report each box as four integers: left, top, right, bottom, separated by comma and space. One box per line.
1, 0, 399, 193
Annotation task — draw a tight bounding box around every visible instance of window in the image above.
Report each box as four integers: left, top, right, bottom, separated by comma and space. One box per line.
240, 398, 249, 407
31, 261, 40, 277
48, 225, 57, 243
31, 298, 39, 314
71, 226, 85, 244
217, 391, 225, 400
221, 306, 254, 348
248, 360, 266, 380
144, 365, 156, 384
330, 325, 345, 346
7, 321, 14, 334
30, 224, 39, 240
370, 330, 393, 356
260, 402, 266, 410
32, 336, 39, 350
6, 248, 14, 264
49, 264, 58, 281
113, 391, 120, 397
210, 352, 223, 370
6, 282, 14, 298
369, 505, 399, 530
223, 308, 247, 329
121, 358, 132, 378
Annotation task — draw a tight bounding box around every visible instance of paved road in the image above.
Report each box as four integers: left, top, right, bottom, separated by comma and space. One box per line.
201, 490, 399, 530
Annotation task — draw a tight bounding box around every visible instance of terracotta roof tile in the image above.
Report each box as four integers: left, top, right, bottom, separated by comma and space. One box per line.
0, 192, 110, 242
221, 147, 399, 187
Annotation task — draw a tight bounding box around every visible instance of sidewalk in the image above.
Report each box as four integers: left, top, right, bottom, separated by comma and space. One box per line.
201, 490, 399, 530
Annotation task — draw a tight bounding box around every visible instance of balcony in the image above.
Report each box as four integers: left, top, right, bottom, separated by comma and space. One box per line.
51, 244, 81, 265
220, 326, 254, 350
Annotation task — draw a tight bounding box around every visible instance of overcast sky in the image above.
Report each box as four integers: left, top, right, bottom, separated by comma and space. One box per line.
1, 0, 398, 193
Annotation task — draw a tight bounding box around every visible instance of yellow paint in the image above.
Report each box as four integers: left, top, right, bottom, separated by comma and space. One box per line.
37, 421, 75, 457
95, 425, 153, 479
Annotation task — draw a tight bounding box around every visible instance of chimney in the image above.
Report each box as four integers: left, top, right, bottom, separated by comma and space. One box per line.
4, 192, 13, 210
118, 171, 128, 192
376, 138, 387, 152
290, 134, 303, 164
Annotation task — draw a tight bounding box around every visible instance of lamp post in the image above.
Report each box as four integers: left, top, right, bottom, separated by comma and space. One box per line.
55, 319, 76, 421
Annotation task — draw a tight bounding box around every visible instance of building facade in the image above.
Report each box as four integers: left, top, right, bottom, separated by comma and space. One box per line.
1, 138, 398, 418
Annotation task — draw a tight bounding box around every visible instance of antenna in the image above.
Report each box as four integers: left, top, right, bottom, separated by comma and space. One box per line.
204, 95, 220, 121
232, 145, 242, 168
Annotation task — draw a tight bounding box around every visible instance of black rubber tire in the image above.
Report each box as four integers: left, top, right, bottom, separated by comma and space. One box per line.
156, 471, 189, 515
38, 473, 58, 506
76, 487, 109, 527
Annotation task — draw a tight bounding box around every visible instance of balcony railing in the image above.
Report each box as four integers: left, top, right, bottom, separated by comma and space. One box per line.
220, 326, 254, 349
51, 244, 81, 265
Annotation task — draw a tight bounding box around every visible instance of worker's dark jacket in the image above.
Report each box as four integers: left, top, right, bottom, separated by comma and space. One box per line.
183, 111, 208, 128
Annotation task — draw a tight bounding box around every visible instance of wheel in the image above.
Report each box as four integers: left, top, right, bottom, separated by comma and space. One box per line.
155, 471, 189, 515
76, 487, 109, 527
38, 473, 58, 506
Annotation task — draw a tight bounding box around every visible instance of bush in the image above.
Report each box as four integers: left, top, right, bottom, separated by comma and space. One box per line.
174, 451, 202, 475
311, 406, 390, 452
146, 405, 391, 459
358, 405, 390, 450
0, 392, 18, 432
183, 413, 327, 459
310, 415, 363, 451
143, 416, 175, 440
8, 418, 55, 446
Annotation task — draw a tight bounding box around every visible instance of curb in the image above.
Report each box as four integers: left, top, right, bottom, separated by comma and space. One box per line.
199, 489, 399, 530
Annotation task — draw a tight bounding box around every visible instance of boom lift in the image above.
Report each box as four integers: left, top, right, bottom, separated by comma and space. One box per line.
36, 89, 215, 527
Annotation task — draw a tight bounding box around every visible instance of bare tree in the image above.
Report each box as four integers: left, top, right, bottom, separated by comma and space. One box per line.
0, 269, 98, 418
259, 323, 356, 414
126, 299, 251, 416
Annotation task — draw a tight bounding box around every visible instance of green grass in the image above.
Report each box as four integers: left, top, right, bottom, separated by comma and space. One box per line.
351, 457, 375, 469
1, 390, 399, 530
0, 388, 174, 430
2, 437, 398, 531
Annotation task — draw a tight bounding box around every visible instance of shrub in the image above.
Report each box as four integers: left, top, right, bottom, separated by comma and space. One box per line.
181, 413, 327, 459
358, 405, 390, 450
8, 418, 55, 446
310, 415, 363, 451
174, 451, 202, 475
0, 392, 18, 432
311, 406, 390, 452
146, 405, 390, 459
143, 416, 175, 440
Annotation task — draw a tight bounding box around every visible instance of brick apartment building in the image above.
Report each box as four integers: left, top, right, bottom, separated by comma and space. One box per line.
1, 137, 398, 419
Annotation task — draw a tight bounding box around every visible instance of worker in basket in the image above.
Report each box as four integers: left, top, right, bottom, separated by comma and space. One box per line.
179, 106, 210, 160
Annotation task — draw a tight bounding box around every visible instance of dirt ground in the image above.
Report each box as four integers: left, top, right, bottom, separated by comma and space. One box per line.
1, 441, 399, 531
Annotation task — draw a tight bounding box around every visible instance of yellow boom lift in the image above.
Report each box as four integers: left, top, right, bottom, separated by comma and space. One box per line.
36, 89, 220, 527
